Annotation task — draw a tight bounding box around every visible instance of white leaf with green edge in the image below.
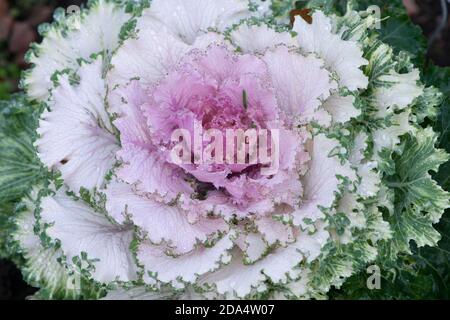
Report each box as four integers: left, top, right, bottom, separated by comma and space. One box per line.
373, 110, 414, 155
322, 93, 361, 124
262, 46, 337, 123
12, 193, 104, 299
337, 191, 366, 229
102, 284, 203, 300
143, 0, 251, 45
137, 231, 235, 289
198, 246, 303, 298
35, 58, 119, 194
239, 232, 269, 264
38, 188, 138, 284
278, 268, 314, 299
104, 179, 229, 255
355, 162, 380, 198
292, 10, 369, 91
102, 286, 168, 300
229, 23, 295, 54
293, 134, 356, 227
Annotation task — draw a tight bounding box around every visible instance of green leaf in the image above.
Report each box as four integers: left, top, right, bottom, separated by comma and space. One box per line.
271, 0, 296, 18
384, 129, 449, 256
304, 0, 348, 14
11, 196, 107, 300
330, 212, 450, 299
0, 202, 16, 259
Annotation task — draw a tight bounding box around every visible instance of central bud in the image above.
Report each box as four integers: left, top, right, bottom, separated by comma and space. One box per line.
143, 45, 281, 192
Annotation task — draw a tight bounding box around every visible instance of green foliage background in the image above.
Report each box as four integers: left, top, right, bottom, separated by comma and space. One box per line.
0, 0, 449, 299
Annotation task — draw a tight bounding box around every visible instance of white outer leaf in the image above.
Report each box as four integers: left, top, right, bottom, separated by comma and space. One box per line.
374, 69, 423, 117
104, 180, 228, 254
230, 23, 295, 54
39, 189, 138, 283
293, 11, 368, 91
373, 110, 414, 153
24, 0, 130, 101
35, 58, 118, 193
107, 17, 190, 112
137, 232, 235, 289
13, 196, 77, 298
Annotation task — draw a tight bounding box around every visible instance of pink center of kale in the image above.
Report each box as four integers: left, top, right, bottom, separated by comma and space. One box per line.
117, 45, 304, 214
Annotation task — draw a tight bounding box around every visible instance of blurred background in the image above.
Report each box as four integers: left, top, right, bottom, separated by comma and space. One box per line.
0, 0, 449, 300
